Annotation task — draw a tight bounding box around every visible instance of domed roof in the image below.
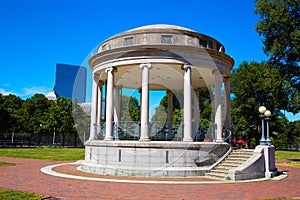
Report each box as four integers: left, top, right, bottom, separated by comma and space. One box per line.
128, 24, 196, 33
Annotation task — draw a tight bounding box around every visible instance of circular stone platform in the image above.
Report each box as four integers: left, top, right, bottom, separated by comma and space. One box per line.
82, 141, 230, 177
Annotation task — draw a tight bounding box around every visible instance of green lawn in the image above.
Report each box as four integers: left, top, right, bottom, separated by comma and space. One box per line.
275, 150, 300, 160
0, 161, 16, 166
275, 150, 300, 169
0, 188, 45, 200
0, 147, 85, 161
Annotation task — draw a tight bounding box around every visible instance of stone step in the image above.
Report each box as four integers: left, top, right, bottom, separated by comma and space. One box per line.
232, 150, 254, 155
214, 165, 237, 170
205, 149, 255, 180
229, 154, 253, 158
217, 162, 240, 168
225, 157, 249, 162
205, 172, 227, 180
210, 168, 229, 174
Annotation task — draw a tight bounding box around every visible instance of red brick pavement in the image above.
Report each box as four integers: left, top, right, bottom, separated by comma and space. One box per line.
0, 157, 300, 200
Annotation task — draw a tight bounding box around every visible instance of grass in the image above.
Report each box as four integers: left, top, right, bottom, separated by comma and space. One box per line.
0, 161, 17, 166
0, 188, 45, 200
0, 147, 85, 161
275, 150, 300, 169
275, 150, 300, 160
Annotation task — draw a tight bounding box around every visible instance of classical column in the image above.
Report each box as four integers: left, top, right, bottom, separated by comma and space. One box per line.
96, 81, 103, 138
224, 77, 231, 131
183, 64, 193, 142
139, 63, 151, 141
104, 66, 116, 141
167, 90, 173, 133
194, 89, 200, 134
214, 70, 223, 142
89, 75, 98, 141
114, 84, 122, 140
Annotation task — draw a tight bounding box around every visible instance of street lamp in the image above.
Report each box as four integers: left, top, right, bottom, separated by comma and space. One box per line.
264, 110, 272, 146
259, 106, 266, 145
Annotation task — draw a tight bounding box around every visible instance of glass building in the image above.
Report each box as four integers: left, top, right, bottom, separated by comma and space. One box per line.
55, 63, 87, 103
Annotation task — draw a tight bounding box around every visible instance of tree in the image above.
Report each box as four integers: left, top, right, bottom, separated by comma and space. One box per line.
2, 94, 23, 133
19, 94, 51, 144
48, 97, 76, 146
72, 99, 90, 146
231, 61, 287, 144
120, 96, 140, 122
0, 94, 10, 135
255, 0, 300, 113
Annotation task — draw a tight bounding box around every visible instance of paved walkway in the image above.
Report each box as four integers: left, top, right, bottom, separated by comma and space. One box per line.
0, 157, 299, 200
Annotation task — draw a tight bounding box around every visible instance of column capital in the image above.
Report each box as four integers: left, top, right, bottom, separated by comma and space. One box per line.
105, 66, 117, 73
181, 64, 194, 71
140, 63, 151, 69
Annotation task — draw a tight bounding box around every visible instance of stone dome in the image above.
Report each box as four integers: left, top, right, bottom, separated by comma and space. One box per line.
126, 24, 196, 33
97, 24, 226, 54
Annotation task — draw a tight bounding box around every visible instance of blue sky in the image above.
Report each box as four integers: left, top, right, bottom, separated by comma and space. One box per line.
0, 0, 299, 121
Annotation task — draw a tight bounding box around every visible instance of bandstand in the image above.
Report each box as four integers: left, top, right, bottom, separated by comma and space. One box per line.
82, 24, 235, 177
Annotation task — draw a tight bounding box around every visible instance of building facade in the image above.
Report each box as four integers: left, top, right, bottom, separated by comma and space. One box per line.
55, 63, 87, 103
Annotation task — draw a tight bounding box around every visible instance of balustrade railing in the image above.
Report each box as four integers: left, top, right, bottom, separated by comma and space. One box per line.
93, 121, 216, 141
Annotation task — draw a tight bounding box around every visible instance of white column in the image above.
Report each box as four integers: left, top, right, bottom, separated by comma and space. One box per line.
104, 67, 116, 141
224, 77, 231, 130
183, 64, 193, 142
139, 63, 151, 141
194, 89, 200, 134
114, 84, 122, 140
214, 70, 223, 142
89, 76, 98, 141
167, 90, 173, 133
96, 81, 103, 137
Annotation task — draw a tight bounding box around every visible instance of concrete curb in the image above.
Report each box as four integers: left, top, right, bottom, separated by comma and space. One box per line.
40, 161, 288, 185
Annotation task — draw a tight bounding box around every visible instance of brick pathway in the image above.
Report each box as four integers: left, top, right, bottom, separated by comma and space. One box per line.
0, 157, 299, 200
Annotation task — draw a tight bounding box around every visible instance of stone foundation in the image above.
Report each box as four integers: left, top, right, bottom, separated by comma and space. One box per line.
81, 140, 230, 177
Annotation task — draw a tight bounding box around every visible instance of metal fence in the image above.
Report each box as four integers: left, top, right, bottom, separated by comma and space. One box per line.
94, 121, 216, 141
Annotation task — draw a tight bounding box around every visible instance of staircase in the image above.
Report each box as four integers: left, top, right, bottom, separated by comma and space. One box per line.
205, 149, 254, 180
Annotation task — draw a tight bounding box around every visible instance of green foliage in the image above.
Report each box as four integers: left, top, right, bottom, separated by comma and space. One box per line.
231, 61, 286, 142
0, 94, 23, 134
249, 137, 257, 149
0, 188, 44, 200
20, 94, 51, 136
274, 120, 300, 149
0, 93, 89, 147
231, 60, 300, 148
150, 88, 213, 134
151, 104, 167, 122
121, 96, 140, 121
72, 99, 90, 144
47, 97, 77, 146
255, 0, 300, 114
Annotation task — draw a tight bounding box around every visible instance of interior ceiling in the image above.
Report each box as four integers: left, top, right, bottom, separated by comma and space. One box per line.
97, 63, 215, 90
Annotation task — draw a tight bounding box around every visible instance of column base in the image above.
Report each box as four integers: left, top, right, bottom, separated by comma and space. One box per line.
139, 138, 150, 142
183, 138, 193, 142
104, 136, 113, 141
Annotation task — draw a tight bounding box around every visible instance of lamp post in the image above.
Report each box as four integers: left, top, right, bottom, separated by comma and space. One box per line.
259, 106, 266, 145
53, 127, 56, 144
264, 110, 272, 146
